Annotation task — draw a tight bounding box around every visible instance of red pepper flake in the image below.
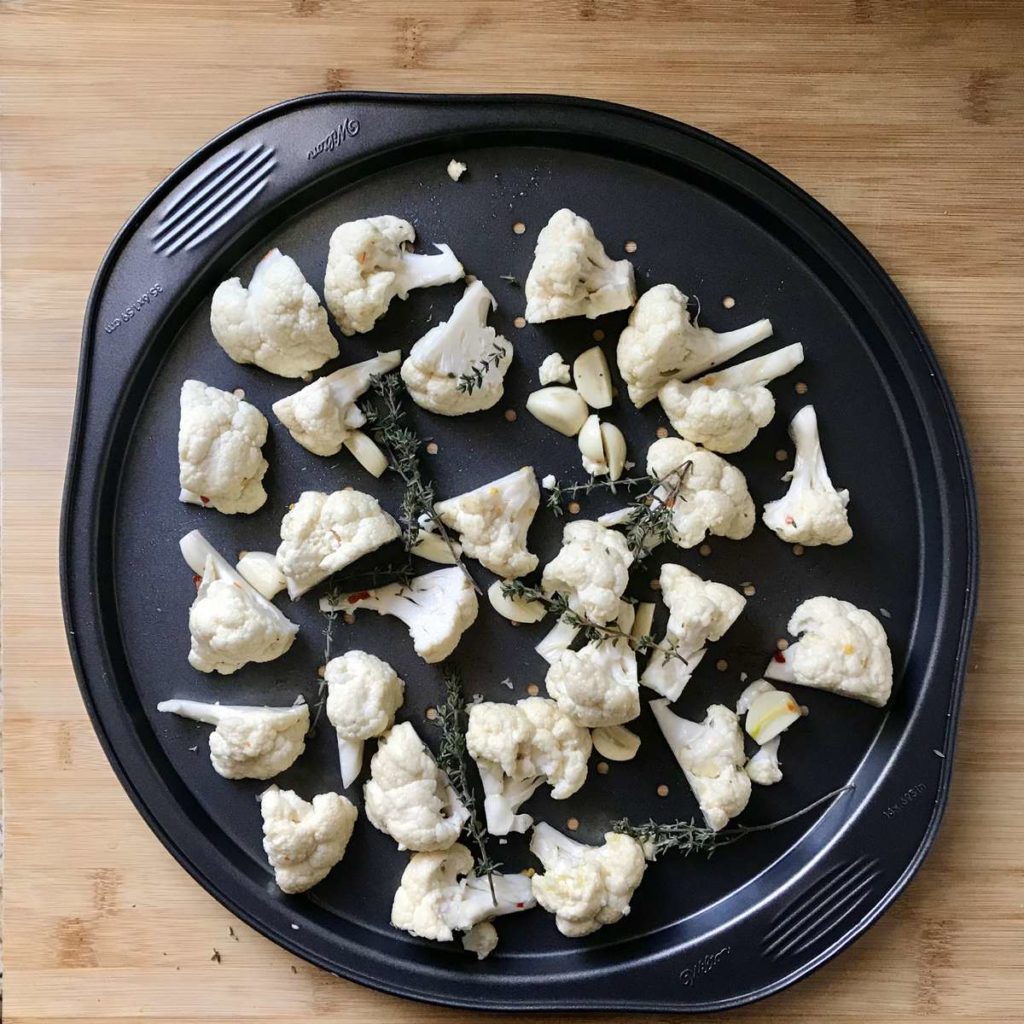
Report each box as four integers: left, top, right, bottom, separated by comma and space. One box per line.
515, 901, 525, 909
199, 495, 210, 505
772, 651, 787, 663
347, 591, 371, 604
192, 574, 203, 590
784, 515, 795, 526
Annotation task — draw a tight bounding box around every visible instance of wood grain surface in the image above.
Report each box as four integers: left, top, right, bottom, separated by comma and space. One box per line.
3, 1, 1023, 1021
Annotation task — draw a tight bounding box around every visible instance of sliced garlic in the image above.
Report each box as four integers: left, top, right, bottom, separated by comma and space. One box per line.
592, 724, 641, 762
411, 530, 462, 565
536, 618, 580, 664
235, 551, 286, 600
631, 601, 656, 641
600, 421, 627, 481
526, 387, 589, 436
736, 678, 776, 716
573, 346, 613, 409
343, 429, 388, 478
745, 689, 802, 744
487, 580, 546, 623
578, 414, 608, 476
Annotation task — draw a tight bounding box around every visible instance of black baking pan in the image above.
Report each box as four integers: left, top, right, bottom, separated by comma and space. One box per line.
60, 93, 978, 1012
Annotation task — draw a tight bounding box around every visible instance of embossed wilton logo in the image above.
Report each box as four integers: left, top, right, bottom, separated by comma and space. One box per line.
104, 284, 163, 334
307, 118, 360, 160
680, 945, 730, 986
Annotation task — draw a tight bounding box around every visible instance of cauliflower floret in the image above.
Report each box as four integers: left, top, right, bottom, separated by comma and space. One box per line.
178, 380, 268, 515
641, 564, 746, 701
364, 721, 470, 851
650, 700, 751, 831
467, 696, 592, 835
462, 921, 498, 959
324, 216, 464, 335
658, 343, 804, 453
390, 843, 535, 955
321, 567, 478, 664
539, 352, 571, 385
401, 281, 514, 415
434, 467, 540, 578
272, 350, 400, 457
530, 823, 647, 937
259, 785, 357, 894
765, 596, 893, 706
326, 650, 405, 788
524, 209, 636, 323
541, 520, 634, 626
644, 437, 755, 548
447, 159, 467, 182
180, 531, 298, 675
546, 602, 640, 728
276, 490, 400, 599
762, 405, 852, 546
745, 736, 783, 786
616, 283, 773, 407
157, 698, 308, 779
210, 248, 338, 378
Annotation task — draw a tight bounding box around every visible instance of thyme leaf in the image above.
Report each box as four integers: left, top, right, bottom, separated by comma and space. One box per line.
455, 342, 508, 395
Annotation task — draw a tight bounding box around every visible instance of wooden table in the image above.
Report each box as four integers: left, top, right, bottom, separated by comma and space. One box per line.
3, 2, 1022, 1021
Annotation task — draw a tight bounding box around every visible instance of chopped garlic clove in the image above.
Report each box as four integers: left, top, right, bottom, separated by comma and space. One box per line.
578, 414, 609, 476
745, 689, 802, 744
573, 346, 613, 409
600, 421, 627, 481
235, 551, 287, 600
630, 602, 656, 641
592, 724, 641, 761
487, 580, 546, 623
343, 429, 388, 477
526, 387, 589, 436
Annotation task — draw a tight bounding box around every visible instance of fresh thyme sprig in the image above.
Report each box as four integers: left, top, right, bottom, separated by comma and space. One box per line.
433, 666, 500, 900
307, 606, 338, 738
456, 342, 508, 395
499, 580, 683, 661
612, 785, 854, 861
545, 473, 653, 516
362, 373, 478, 592
621, 461, 692, 563
322, 560, 416, 608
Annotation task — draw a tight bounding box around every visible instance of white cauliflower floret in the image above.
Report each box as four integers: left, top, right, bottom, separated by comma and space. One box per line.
276, 489, 400, 599
462, 922, 498, 959
530, 823, 647, 937
321, 567, 478, 664
178, 380, 268, 515
524, 209, 636, 323
658, 343, 805, 453
643, 437, 754, 548
641, 564, 746, 701
259, 785, 357, 894
546, 602, 640, 728
434, 467, 540, 578
157, 698, 308, 779
650, 700, 752, 831
447, 159, 467, 182
179, 531, 298, 675
364, 721, 470, 851
401, 281, 513, 415
390, 843, 535, 956
272, 350, 400, 457
326, 650, 405, 788
467, 696, 592, 835
617, 283, 773, 407
763, 405, 852, 546
745, 737, 783, 786
541, 520, 634, 626
210, 249, 338, 378
324, 216, 464, 335
539, 352, 571, 385
765, 596, 893, 706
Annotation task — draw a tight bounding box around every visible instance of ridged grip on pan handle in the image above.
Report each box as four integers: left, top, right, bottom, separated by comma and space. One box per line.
85, 97, 375, 372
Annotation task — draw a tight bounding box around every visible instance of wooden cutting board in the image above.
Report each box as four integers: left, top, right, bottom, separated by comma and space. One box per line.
3, 2, 1023, 1021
